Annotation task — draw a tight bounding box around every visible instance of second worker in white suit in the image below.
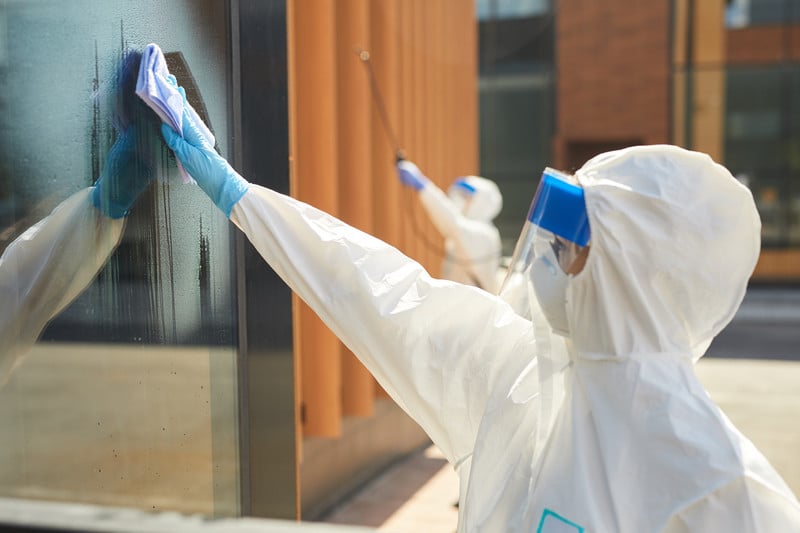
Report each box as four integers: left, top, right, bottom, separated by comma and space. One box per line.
396, 159, 503, 293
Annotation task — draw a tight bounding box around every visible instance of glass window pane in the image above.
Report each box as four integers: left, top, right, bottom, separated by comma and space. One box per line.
476, 0, 550, 21
726, 65, 800, 247
0, 0, 239, 517
478, 7, 555, 254
726, 0, 800, 28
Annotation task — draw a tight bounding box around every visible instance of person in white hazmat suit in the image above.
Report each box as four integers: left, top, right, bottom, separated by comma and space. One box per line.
161, 97, 800, 531
0, 53, 158, 386
395, 159, 503, 293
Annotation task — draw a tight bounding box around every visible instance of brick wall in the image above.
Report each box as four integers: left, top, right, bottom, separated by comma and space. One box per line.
727, 25, 800, 64
554, 0, 672, 169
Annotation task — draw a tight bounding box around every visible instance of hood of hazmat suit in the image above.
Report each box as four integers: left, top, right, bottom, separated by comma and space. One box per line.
447, 175, 503, 222
222, 143, 800, 533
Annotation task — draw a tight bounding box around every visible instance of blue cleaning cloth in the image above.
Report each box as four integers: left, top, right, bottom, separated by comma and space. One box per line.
135, 43, 214, 184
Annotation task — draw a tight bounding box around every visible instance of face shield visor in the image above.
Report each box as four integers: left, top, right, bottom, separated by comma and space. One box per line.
500, 168, 590, 335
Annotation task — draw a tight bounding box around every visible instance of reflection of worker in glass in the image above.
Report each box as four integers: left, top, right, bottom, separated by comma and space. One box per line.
162, 97, 800, 530
396, 159, 502, 293
0, 52, 157, 385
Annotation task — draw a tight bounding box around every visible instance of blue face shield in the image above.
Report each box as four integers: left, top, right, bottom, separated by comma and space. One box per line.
499, 168, 590, 334
503, 167, 590, 279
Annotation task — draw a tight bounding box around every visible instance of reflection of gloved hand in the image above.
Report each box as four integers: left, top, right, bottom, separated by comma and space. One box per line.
91, 123, 156, 218
160, 112, 249, 217
396, 160, 429, 191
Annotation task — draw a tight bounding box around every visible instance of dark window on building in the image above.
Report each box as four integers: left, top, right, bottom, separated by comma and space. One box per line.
725, 65, 800, 246
726, 0, 800, 28
478, 5, 555, 254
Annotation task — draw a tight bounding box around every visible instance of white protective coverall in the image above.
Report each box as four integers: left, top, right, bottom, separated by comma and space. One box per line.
225, 144, 800, 532
417, 176, 503, 293
0, 190, 124, 385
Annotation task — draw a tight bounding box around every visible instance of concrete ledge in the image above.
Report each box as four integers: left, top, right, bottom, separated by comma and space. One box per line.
0, 497, 375, 532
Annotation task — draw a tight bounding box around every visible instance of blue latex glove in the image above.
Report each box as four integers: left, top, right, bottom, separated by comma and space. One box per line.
92, 122, 156, 218
396, 160, 429, 191
91, 49, 161, 219
160, 111, 249, 218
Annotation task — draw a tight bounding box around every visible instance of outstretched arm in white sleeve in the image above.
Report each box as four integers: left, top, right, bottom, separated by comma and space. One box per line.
0, 191, 125, 382
162, 111, 537, 467
0, 121, 155, 385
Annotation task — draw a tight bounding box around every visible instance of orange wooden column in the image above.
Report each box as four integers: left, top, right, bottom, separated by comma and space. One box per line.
410, 0, 430, 266
369, 0, 401, 399
424, 1, 446, 274
392, 1, 417, 263
370, 0, 402, 249
671, 0, 689, 148
448, 0, 479, 175
395, 3, 412, 258
691, 0, 725, 160
290, 0, 341, 438
336, 0, 375, 418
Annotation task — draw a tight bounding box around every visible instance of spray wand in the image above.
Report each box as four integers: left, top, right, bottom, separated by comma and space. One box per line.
356, 48, 406, 162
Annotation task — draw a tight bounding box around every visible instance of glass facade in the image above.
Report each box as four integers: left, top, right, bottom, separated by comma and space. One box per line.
726, 0, 800, 28
477, 2, 555, 254
725, 65, 800, 247
723, 0, 800, 251
0, 0, 240, 517
476, 0, 549, 21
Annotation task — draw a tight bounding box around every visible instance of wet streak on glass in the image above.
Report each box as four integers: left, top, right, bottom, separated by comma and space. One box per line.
91, 42, 101, 185
41, 31, 233, 346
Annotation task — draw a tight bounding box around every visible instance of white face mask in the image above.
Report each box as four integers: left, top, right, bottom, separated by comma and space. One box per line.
529, 247, 571, 336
